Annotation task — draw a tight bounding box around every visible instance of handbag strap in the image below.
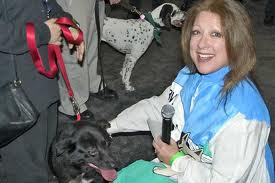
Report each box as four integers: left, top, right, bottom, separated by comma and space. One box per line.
25, 17, 83, 121
10, 55, 20, 84
1, 0, 20, 85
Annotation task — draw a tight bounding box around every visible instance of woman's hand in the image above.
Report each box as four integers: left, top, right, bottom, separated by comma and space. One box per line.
45, 18, 62, 45
45, 19, 85, 61
75, 41, 85, 62
153, 136, 179, 165
68, 27, 85, 62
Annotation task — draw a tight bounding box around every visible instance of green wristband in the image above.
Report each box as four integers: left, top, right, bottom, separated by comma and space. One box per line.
169, 151, 185, 165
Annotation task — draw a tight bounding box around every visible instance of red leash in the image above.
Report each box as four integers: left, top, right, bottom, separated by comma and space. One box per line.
26, 17, 84, 121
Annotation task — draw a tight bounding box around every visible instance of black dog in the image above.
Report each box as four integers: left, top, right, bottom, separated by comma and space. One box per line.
49, 121, 117, 183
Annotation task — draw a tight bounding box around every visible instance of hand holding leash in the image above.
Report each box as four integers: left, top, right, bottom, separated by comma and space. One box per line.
45, 18, 62, 45
68, 27, 85, 61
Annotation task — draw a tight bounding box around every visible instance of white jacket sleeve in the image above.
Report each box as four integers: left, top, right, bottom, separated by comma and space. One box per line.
171, 113, 271, 183
108, 87, 171, 134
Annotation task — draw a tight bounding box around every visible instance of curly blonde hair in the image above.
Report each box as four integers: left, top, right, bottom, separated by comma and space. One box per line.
181, 0, 257, 95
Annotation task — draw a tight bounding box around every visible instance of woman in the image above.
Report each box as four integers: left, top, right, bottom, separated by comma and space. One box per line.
108, 0, 275, 182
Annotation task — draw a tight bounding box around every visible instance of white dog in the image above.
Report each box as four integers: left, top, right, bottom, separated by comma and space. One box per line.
102, 3, 185, 91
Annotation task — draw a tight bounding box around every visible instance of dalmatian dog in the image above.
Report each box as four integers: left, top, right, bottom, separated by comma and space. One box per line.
102, 3, 185, 91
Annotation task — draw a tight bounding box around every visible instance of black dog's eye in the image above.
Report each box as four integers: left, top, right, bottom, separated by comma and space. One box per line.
87, 149, 98, 157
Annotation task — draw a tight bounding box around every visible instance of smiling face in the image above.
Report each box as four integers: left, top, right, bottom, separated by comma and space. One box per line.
190, 11, 229, 74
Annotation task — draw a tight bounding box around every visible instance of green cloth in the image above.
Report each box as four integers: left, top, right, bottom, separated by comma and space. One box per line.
113, 160, 177, 183
143, 13, 162, 45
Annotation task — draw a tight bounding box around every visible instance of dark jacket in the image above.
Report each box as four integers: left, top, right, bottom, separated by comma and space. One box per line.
0, 0, 71, 112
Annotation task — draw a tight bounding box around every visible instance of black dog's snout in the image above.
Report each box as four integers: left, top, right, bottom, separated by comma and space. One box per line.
105, 158, 116, 169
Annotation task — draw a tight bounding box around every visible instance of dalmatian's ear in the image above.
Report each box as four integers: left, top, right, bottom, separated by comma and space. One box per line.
159, 4, 173, 30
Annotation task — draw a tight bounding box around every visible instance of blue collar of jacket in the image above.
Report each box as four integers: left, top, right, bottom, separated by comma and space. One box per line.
200, 66, 230, 84
175, 66, 230, 87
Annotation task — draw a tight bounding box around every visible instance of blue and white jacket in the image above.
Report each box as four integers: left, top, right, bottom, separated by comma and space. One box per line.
109, 66, 274, 183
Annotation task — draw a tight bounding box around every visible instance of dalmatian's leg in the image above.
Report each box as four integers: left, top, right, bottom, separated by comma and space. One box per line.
120, 54, 139, 91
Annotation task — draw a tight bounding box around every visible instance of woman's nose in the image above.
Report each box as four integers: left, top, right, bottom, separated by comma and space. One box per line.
198, 35, 209, 49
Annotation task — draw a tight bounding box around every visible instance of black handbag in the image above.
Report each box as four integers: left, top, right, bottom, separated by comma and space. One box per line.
0, 59, 38, 148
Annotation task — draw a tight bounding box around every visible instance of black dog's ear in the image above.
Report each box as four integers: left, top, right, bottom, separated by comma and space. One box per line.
159, 4, 173, 30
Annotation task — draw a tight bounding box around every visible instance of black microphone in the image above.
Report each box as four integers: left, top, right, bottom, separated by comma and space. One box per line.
161, 104, 175, 144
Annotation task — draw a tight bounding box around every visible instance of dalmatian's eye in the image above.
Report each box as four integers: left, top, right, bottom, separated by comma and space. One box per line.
171, 11, 176, 17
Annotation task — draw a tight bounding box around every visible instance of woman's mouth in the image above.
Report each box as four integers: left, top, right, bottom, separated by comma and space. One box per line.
197, 53, 214, 62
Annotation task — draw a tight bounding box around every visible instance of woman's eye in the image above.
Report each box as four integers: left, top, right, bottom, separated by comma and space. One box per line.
191, 30, 199, 35
211, 32, 222, 38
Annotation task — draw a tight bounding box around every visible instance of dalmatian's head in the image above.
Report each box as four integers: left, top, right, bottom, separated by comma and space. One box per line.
152, 3, 185, 29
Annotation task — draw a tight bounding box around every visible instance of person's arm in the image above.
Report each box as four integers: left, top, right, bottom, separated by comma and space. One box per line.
0, 18, 52, 54
108, 87, 171, 134
171, 114, 270, 182
0, 1, 66, 55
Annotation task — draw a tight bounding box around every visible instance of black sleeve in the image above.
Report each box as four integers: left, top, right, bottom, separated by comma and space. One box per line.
0, 0, 72, 55
0, 6, 50, 54
49, 0, 73, 19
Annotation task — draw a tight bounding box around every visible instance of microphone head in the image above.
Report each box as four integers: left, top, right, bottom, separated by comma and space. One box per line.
161, 104, 175, 119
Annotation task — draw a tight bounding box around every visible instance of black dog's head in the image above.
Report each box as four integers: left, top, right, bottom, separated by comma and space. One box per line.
50, 121, 116, 183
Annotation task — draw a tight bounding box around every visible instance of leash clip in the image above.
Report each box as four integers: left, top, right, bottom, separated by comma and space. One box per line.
130, 7, 145, 20
130, 6, 137, 13
69, 96, 80, 115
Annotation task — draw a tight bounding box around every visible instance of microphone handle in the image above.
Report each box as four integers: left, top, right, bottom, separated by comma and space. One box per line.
162, 118, 172, 144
